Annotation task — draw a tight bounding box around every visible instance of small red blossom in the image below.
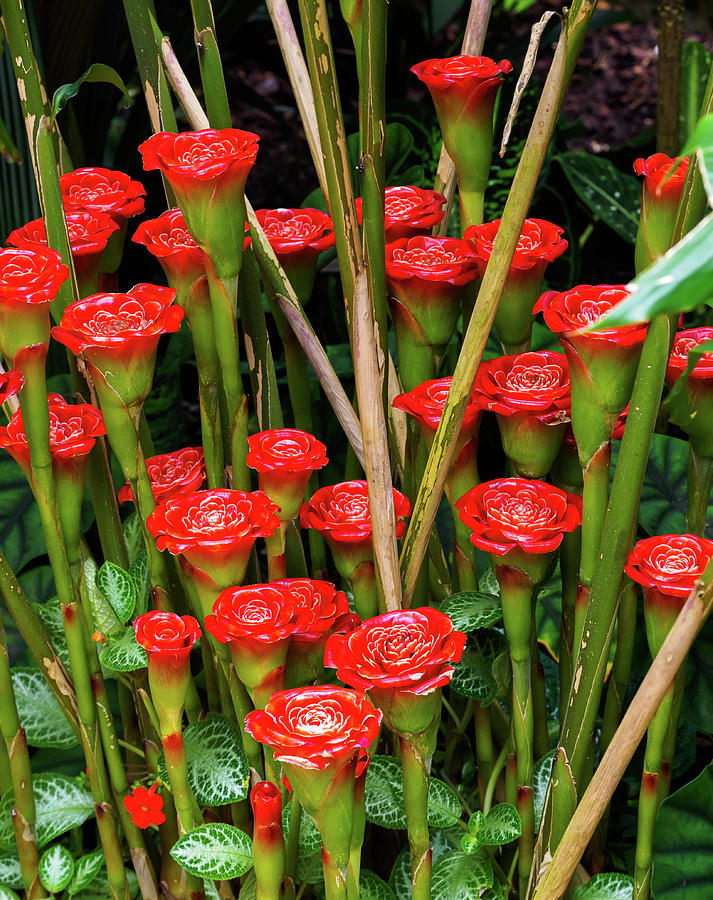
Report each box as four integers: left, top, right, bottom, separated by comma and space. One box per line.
254, 208, 334, 257
385, 235, 480, 288
60, 167, 146, 223
118, 447, 205, 505
633, 154, 689, 202
0, 246, 68, 306
124, 782, 165, 829
247, 429, 328, 519
204, 583, 308, 646
244, 686, 382, 771
139, 129, 259, 189
625, 534, 713, 598
300, 480, 411, 544
465, 218, 567, 275
392, 377, 480, 436
0, 369, 24, 405
356, 186, 447, 241
456, 477, 582, 555
666, 328, 713, 384
132, 208, 206, 286
474, 351, 570, 422
134, 611, 201, 656
273, 578, 356, 643
411, 55, 513, 106
7, 210, 119, 262
534, 284, 646, 347
324, 608, 467, 696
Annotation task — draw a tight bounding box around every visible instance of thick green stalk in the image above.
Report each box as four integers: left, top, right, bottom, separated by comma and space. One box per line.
400, 0, 598, 604
0, 618, 46, 899
473, 702, 495, 793
227, 666, 264, 776
401, 736, 433, 900
444, 442, 479, 592
162, 732, 200, 834
85, 438, 130, 569
285, 797, 302, 883
189, 0, 231, 128
600, 581, 638, 753
322, 851, 349, 900
266, 524, 288, 581
532, 316, 673, 886
686, 447, 713, 536
558, 529, 580, 723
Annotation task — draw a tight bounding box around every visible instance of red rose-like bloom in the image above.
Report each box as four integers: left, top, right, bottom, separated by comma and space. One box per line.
146, 489, 279, 586
0, 248, 69, 364
392, 377, 480, 435
255, 208, 334, 257
247, 429, 328, 520
625, 534, 713, 598
140, 129, 259, 191
386, 235, 480, 289
52, 284, 184, 405
356, 186, 447, 241
465, 218, 567, 275
118, 447, 205, 505
274, 579, 354, 643
7, 210, 119, 263
60, 167, 146, 223
475, 351, 570, 421
132, 208, 206, 287
205, 583, 306, 646
245, 686, 381, 771
534, 284, 645, 346
633, 154, 689, 202
251, 780, 283, 840
324, 608, 467, 695
411, 55, 513, 105
124, 783, 165, 829
0, 369, 24, 406
666, 327, 713, 384
300, 480, 411, 544
456, 477, 582, 556
134, 611, 202, 657
0, 393, 105, 473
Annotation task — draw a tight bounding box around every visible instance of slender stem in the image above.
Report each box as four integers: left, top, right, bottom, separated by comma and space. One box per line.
322, 849, 349, 900
0, 618, 46, 899
558, 528, 580, 723
350, 561, 380, 619
482, 742, 510, 816
600, 581, 638, 754
189, 0, 231, 128
473, 702, 495, 793
162, 732, 200, 834
400, 0, 598, 604
285, 796, 302, 883
266, 524, 288, 581
401, 736, 433, 900
656, 0, 684, 155
686, 447, 713, 536
85, 437, 130, 569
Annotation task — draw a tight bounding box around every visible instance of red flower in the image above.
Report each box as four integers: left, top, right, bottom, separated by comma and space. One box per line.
625, 534, 713, 598
465, 218, 567, 275
392, 377, 480, 436
204, 583, 307, 646
124, 782, 165, 829
355, 186, 447, 241
7, 210, 119, 263
132, 208, 206, 286
633, 154, 689, 203
324, 608, 467, 695
251, 780, 283, 844
385, 235, 480, 289
146, 489, 280, 584
59, 167, 146, 223
456, 477, 582, 555
52, 284, 184, 404
273, 578, 355, 642
474, 351, 570, 422
666, 328, 713, 384
300, 480, 411, 544
134, 610, 202, 656
118, 447, 205, 505
244, 686, 381, 771
534, 284, 646, 347
247, 428, 328, 520
0, 369, 24, 405
0, 393, 105, 473
140, 129, 259, 191
411, 55, 513, 109
254, 208, 334, 258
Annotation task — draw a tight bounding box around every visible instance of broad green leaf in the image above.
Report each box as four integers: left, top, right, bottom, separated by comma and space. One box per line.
0, 455, 45, 570
592, 211, 713, 328
451, 630, 509, 705
296, 852, 323, 885
122, 513, 143, 564
682, 113, 713, 204
11, 668, 78, 749
129, 550, 150, 617
572, 872, 633, 899
557, 151, 640, 244
33, 598, 71, 673
68, 851, 105, 895
440, 592, 502, 632
479, 804, 521, 845
170, 824, 253, 880
683, 615, 713, 733
533, 750, 556, 832
237, 870, 257, 899
360, 870, 397, 900
38, 844, 75, 892
282, 800, 321, 857
0, 888, 19, 900
389, 848, 412, 899
680, 41, 713, 146
652, 763, 713, 898
73, 870, 138, 900
159, 715, 249, 806
480, 567, 500, 596
96, 562, 137, 624
100, 628, 147, 673
0, 774, 94, 849
431, 850, 494, 899
51, 64, 131, 120
82, 559, 123, 639
364, 757, 462, 829
0, 852, 23, 889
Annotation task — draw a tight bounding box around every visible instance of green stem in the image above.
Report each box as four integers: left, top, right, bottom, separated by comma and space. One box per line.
401, 736, 433, 900
558, 528, 581, 723
122, 0, 178, 133
482, 741, 510, 816
285, 519, 310, 578
600, 581, 638, 754
322, 849, 349, 900
399, 0, 598, 604
227, 666, 264, 776
0, 618, 46, 899
285, 796, 302, 883
266, 523, 288, 581
658, 673, 685, 805
444, 441, 479, 592
686, 446, 713, 536
350, 561, 380, 619
473, 702, 495, 794
162, 732, 200, 834
189, 0, 231, 128
85, 437, 130, 569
